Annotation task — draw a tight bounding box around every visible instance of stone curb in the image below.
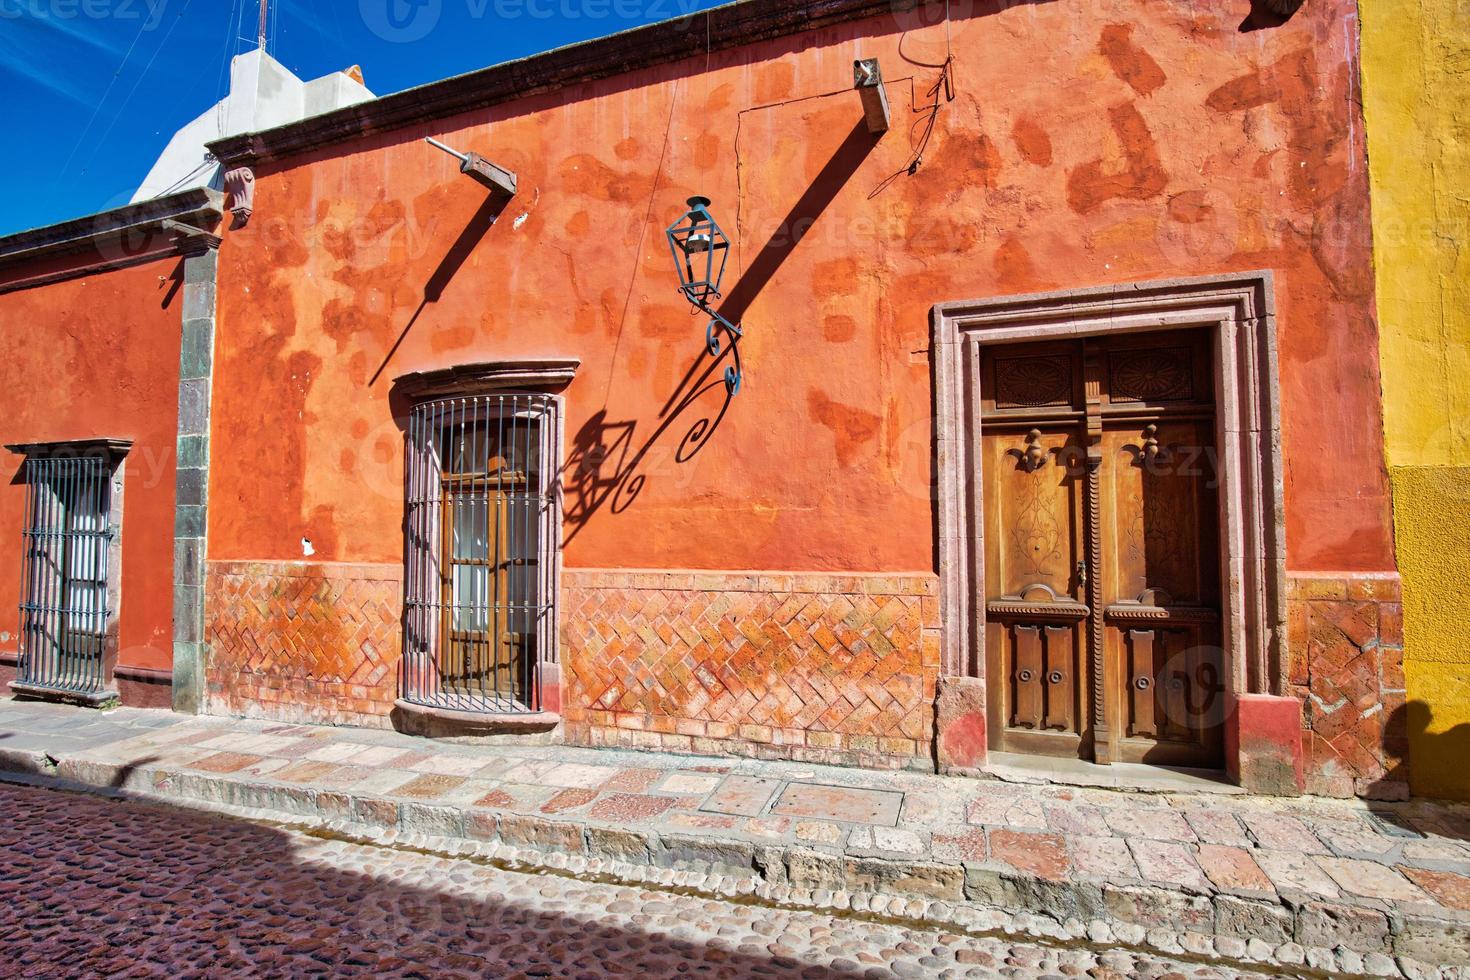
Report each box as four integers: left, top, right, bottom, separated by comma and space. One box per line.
0, 746, 55, 776
9, 753, 1470, 980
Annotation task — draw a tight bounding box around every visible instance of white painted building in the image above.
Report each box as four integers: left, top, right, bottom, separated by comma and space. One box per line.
131, 50, 373, 202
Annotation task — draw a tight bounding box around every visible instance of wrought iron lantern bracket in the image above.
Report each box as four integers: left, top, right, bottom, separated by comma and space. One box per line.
703, 309, 743, 396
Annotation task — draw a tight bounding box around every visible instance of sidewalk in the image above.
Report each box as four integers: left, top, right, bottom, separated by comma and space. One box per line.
2, 697, 1467, 979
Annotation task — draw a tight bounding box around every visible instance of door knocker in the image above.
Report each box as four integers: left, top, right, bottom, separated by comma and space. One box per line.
1009, 429, 1049, 473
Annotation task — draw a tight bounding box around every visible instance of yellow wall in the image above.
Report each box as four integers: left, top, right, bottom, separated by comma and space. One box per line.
1362, 0, 1470, 801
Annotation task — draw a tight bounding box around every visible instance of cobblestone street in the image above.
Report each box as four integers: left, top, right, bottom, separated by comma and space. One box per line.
4, 700, 1470, 976
0, 782, 1285, 979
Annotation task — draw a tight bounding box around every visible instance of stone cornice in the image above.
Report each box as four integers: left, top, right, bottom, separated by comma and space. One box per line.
932, 271, 1278, 334
0, 189, 224, 293
207, 0, 903, 168
0, 189, 223, 267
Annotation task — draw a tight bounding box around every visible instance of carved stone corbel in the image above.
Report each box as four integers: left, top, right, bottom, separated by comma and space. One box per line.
223, 167, 255, 229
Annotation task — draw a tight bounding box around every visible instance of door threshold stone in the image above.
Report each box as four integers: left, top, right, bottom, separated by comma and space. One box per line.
985, 751, 1245, 795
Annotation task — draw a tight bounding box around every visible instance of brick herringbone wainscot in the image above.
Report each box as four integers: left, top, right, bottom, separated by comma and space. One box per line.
1287, 573, 1408, 799
204, 561, 402, 728
561, 570, 942, 769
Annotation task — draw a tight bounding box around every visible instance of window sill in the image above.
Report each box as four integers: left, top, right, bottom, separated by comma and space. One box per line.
9, 680, 120, 709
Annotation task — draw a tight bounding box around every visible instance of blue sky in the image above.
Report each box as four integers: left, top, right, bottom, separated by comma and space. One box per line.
0, 0, 726, 235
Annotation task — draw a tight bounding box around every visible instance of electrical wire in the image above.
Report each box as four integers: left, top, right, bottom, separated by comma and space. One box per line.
79, 0, 198, 180
602, 78, 683, 401
149, 0, 241, 165
214, 0, 245, 102
152, 157, 218, 197
307, 0, 348, 65
867, 0, 957, 198
51, 8, 159, 187
232, 0, 252, 52
703, 11, 712, 189
946, 0, 955, 91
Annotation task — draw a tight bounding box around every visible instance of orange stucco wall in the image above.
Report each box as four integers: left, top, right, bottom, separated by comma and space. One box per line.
0, 257, 182, 671
209, 0, 1394, 576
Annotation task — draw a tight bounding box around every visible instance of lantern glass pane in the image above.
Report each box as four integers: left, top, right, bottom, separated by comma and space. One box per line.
666, 199, 731, 306
712, 244, 728, 295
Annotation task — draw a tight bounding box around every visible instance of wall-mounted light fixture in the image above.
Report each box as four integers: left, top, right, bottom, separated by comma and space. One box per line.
425, 137, 518, 203
665, 196, 730, 307
666, 196, 741, 395
854, 59, 891, 135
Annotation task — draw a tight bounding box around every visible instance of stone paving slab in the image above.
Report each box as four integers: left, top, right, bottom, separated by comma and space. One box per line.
2, 698, 1469, 978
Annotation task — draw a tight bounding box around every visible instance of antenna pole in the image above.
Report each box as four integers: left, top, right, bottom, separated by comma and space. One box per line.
257, 0, 268, 52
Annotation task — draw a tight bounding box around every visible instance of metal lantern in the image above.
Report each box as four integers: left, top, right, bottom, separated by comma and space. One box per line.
665, 196, 730, 308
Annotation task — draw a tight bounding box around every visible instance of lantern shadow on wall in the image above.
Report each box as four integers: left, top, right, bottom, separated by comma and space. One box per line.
561, 117, 883, 546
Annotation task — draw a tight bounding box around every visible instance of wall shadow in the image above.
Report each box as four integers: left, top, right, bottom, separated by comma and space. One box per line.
1239, 0, 1299, 33
369, 192, 513, 387
366, 122, 880, 545
717, 119, 880, 325
0, 779, 862, 976
1368, 701, 1470, 831
159, 257, 183, 310
268, 0, 1057, 183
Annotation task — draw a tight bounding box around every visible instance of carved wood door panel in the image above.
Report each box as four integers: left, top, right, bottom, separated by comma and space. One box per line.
980, 332, 1224, 767
1099, 415, 1224, 767
981, 344, 1091, 757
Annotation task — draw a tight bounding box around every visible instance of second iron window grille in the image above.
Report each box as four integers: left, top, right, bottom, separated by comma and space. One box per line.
16, 453, 115, 698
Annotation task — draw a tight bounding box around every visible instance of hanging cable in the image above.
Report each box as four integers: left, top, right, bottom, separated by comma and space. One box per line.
79, 0, 198, 180
213, 0, 245, 102
145, 0, 242, 169
702, 12, 712, 190
945, 0, 954, 64
51, 8, 160, 187
867, 1, 957, 198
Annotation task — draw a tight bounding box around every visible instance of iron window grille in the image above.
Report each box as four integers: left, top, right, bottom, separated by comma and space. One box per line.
403, 394, 560, 714
7, 441, 129, 703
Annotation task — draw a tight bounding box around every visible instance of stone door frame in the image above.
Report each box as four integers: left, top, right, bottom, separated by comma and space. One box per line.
931, 272, 1289, 777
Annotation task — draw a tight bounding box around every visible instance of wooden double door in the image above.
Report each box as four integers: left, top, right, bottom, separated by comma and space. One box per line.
981, 329, 1225, 768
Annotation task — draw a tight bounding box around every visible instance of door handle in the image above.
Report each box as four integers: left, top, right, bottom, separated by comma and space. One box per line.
1075, 560, 1088, 592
